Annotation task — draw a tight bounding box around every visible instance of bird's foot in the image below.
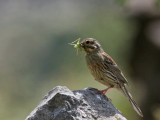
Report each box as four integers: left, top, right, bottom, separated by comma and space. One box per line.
98, 85, 114, 95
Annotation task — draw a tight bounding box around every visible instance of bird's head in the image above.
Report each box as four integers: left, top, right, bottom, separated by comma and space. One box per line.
80, 38, 102, 54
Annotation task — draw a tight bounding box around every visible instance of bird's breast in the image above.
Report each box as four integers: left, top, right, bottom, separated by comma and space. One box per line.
85, 53, 118, 87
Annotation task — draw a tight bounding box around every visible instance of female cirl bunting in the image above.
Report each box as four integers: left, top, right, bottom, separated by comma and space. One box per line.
80, 38, 143, 117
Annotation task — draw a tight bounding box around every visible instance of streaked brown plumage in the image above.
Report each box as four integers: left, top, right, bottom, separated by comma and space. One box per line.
80, 38, 143, 117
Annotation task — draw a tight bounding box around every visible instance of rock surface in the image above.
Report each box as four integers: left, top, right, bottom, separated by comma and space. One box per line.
26, 86, 127, 120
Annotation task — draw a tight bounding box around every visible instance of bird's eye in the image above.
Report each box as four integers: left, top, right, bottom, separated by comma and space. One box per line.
86, 41, 90, 44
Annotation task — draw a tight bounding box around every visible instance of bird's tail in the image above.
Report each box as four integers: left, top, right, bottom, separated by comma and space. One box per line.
121, 85, 143, 117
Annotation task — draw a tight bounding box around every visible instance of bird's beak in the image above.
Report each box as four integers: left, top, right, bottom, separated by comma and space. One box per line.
80, 43, 84, 48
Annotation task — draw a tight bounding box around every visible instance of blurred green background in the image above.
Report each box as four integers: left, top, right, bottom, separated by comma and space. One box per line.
0, 0, 160, 120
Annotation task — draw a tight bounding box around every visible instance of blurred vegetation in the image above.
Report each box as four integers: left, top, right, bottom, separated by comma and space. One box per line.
0, 0, 160, 120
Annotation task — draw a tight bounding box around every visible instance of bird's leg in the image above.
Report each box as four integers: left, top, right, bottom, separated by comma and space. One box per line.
98, 85, 114, 95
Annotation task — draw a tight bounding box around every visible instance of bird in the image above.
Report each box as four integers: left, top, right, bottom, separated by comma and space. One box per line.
80, 38, 143, 117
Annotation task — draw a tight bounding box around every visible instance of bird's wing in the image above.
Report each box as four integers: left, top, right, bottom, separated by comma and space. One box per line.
102, 52, 128, 85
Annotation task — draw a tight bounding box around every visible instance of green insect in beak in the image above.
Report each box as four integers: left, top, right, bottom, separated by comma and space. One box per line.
69, 38, 82, 54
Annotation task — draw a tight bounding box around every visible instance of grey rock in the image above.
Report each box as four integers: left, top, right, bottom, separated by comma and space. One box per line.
26, 86, 127, 120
